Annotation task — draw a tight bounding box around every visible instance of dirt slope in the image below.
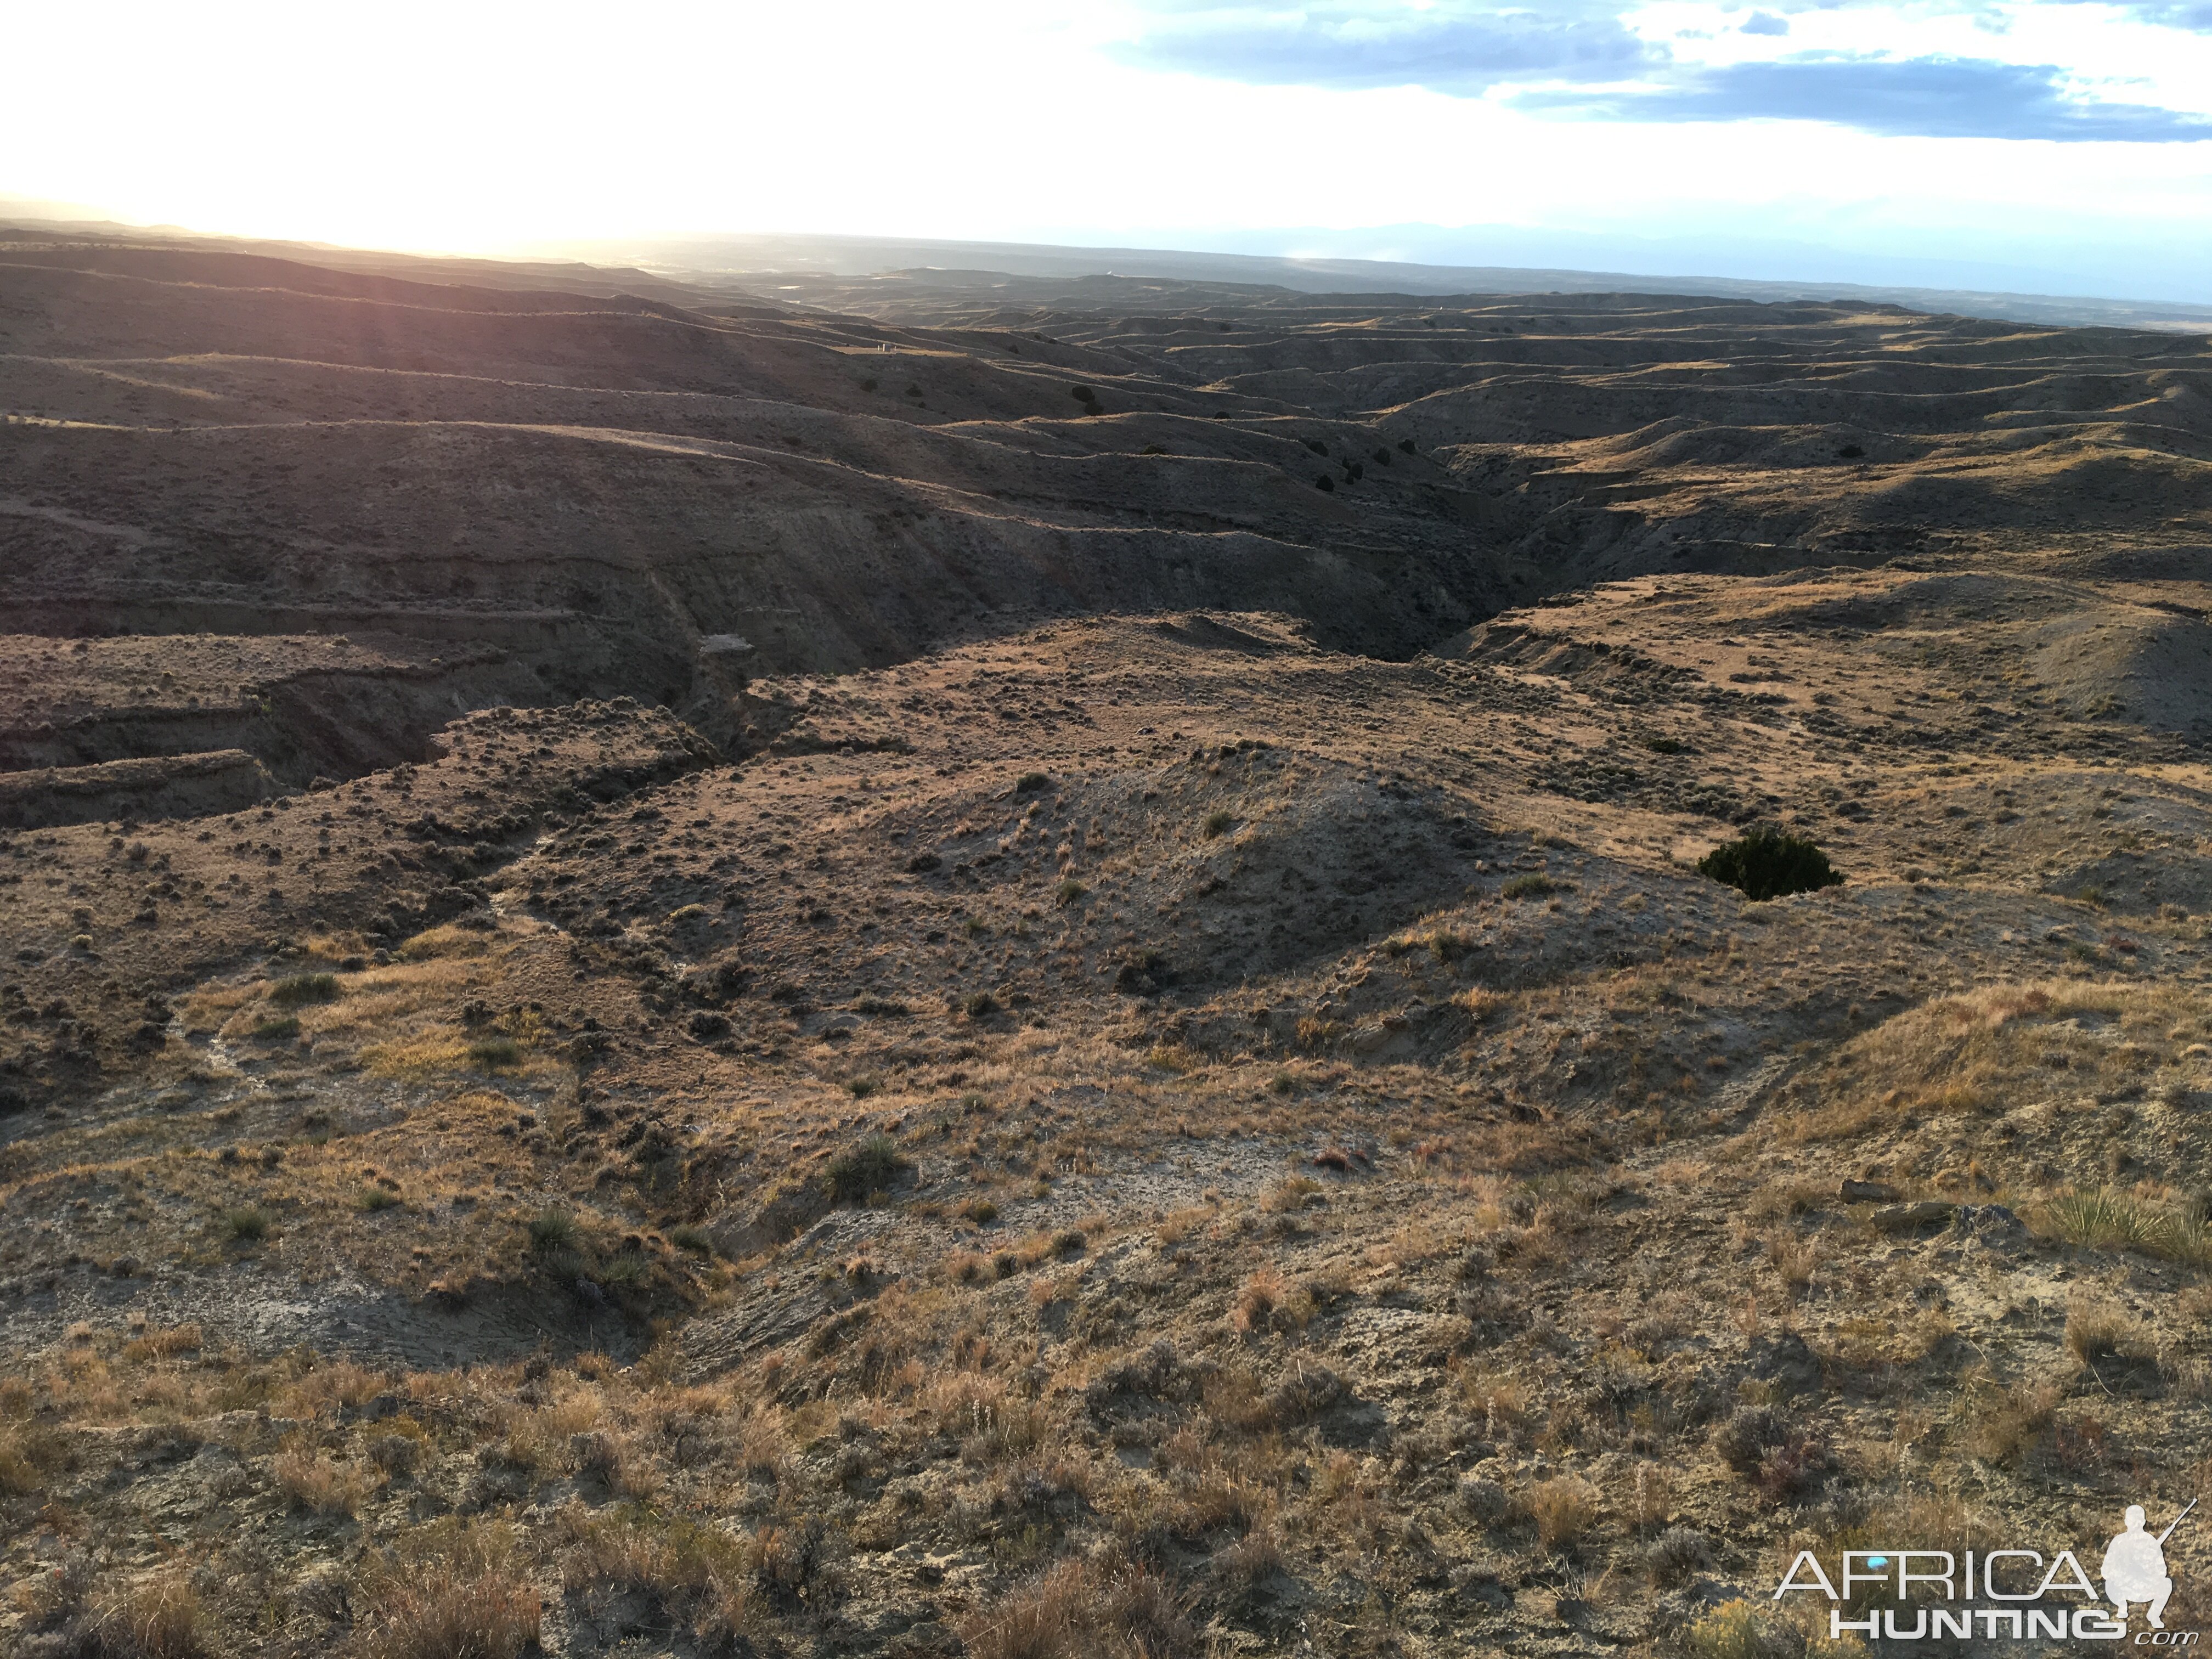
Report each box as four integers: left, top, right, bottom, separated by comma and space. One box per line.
5, 233, 2212, 1659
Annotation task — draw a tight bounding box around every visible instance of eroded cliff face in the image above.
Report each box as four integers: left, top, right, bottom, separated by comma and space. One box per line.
9, 238, 2207, 788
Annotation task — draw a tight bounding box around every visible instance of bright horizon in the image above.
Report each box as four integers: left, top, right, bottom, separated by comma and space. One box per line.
9, 0, 2212, 302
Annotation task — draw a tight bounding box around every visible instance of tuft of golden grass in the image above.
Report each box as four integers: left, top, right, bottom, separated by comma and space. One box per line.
289, 1358, 388, 1413
274, 1448, 368, 1516
960, 1557, 1192, 1659
0, 1427, 43, 1495
88, 1571, 208, 1659
1455, 985, 1504, 1022
1680, 1599, 1766, 1659
121, 1323, 202, 1364
1764, 1232, 1818, 1290
1231, 1266, 1289, 1335
1525, 1474, 1602, 1549
358, 1568, 541, 1659
2064, 1296, 2149, 1367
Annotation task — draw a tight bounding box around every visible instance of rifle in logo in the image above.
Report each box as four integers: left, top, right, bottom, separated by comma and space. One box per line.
2160, 1500, 2198, 1547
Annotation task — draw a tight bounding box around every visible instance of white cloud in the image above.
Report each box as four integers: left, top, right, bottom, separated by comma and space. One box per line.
0, 0, 2205, 298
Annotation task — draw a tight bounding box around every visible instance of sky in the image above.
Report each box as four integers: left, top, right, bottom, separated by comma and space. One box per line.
7, 0, 2212, 300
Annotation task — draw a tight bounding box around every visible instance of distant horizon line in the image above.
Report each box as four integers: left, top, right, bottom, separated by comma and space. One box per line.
587, 227, 2212, 311
6, 197, 2211, 331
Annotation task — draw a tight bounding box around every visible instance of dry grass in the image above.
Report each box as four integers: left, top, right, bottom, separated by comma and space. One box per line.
1764, 1232, 1818, 1289
87, 1571, 207, 1659
356, 1520, 542, 1659
1680, 1599, 1768, 1659
358, 1569, 541, 1659
120, 1323, 202, 1363
1155, 1206, 1213, 1246
0, 1427, 42, 1494
2064, 1296, 2150, 1367
1455, 986, 1505, 1022
289, 1357, 387, 1412
1963, 1373, 2063, 1466
14, 556, 2212, 1659
273, 1448, 368, 1516
1782, 979, 2188, 1142
1230, 1266, 1290, 1335
961, 1557, 1193, 1659
557, 1506, 752, 1638
1257, 1174, 1321, 1213
1623, 1461, 1675, 1529
1525, 1475, 1602, 1549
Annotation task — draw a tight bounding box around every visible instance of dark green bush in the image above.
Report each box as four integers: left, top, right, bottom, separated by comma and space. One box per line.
223, 1206, 270, 1242
826, 1134, 909, 1202
1697, 828, 1844, 902
1070, 385, 1096, 404
1015, 771, 1052, 793
1305, 439, 1328, 455
1397, 438, 1415, 454
269, 973, 338, 1008
468, 1036, 524, 1071
528, 1209, 577, 1255
1314, 474, 1335, 492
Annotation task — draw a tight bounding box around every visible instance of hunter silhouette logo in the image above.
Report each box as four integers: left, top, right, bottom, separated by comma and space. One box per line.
1774, 1498, 2198, 1644
2106, 1500, 2192, 1631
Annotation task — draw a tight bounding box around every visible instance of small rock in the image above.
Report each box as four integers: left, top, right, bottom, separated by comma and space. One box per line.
1953, 1204, 2027, 1244
1840, 1178, 1901, 1203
